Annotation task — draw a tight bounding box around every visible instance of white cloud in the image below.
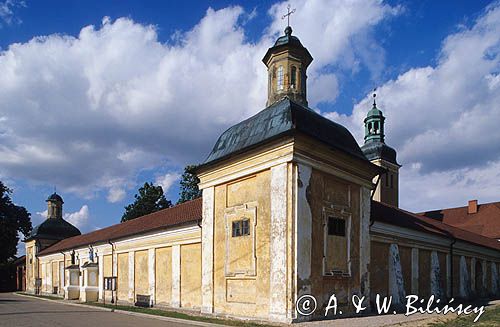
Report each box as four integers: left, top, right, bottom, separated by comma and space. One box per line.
64, 205, 89, 230
0, 1, 398, 199
155, 172, 180, 193
330, 2, 500, 212
107, 187, 126, 203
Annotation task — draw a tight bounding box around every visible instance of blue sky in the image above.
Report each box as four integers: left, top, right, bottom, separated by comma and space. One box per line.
1, 0, 500, 251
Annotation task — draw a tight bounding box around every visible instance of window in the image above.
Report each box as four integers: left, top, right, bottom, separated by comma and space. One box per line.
277, 66, 284, 90
390, 174, 394, 189
291, 66, 297, 88
232, 219, 250, 237
327, 217, 346, 236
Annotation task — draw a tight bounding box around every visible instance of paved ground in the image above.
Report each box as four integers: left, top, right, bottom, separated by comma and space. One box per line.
0, 293, 209, 327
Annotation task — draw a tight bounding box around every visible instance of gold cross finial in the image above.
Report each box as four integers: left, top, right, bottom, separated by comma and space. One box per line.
282, 4, 296, 27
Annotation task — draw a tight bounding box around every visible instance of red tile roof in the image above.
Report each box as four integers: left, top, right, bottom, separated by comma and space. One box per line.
418, 201, 500, 239
38, 198, 202, 256
371, 200, 500, 251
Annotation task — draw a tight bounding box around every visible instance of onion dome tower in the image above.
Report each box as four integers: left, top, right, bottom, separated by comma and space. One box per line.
361, 92, 401, 207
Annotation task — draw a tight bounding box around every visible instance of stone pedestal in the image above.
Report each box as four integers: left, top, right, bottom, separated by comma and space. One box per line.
80, 262, 99, 302
64, 265, 81, 300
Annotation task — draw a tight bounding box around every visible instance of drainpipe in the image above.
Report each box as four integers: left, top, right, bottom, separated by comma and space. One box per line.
197, 219, 202, 229
449, 238, 457, 299
108, 240, 116, 307
60, 251, 66, 296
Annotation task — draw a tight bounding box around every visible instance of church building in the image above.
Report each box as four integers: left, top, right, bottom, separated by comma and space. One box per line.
25, 25, 500, 324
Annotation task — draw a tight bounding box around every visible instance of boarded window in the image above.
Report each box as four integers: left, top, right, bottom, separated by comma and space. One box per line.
328, 217, 346, 236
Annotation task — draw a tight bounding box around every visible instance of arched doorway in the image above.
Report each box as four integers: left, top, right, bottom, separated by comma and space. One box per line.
475, 260, 483, 297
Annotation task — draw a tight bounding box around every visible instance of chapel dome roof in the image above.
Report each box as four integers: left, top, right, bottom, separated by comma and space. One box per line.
29, 217, 81, 241
46, 192, 64, 203
201, 98, 368, 167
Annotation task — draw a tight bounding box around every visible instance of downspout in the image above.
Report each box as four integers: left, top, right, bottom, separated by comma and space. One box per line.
60, 251, 66, 296
36, 240, 40, 295
108, 240, 116, 307
197, 219, 202, 229
449, 238, 456, 299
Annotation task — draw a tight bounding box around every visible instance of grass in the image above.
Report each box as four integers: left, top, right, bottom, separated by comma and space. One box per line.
16, 292, 63, 301
429, 305, 500, 327
17, 292, 272, 327
86, 302, 274, 327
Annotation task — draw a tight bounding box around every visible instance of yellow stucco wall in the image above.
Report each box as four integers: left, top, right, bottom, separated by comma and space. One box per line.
51, 261, 59, 293
180, 243, 201, 308
213, 170, 271, 318
103, 255, 112, 276
134, 250, 148, 295
117, 253, 129, 301
155, 247, 172, 305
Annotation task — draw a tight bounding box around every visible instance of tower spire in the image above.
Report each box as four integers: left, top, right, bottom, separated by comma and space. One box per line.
364, 89, 385, 144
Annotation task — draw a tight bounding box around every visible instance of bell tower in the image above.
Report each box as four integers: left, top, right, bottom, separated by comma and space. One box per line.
262, 25, 313, 107
47, 192, 63, 219
361, 91, 401, 207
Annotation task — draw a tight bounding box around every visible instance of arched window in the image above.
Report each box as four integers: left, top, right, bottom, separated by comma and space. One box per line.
291, 66, 297, 88
277, 66, 284, 90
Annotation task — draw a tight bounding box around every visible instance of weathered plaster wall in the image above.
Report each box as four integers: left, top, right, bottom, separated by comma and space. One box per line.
371, 241, 389, 300
155, 247, 172, 306
134, 250, 148, 296
419, 250, 431, 298
213, 170, 272, 319
308, 168, 361, 313
180, 243, 202, 308
399, 246, 412, 295
117, 253, 128, 301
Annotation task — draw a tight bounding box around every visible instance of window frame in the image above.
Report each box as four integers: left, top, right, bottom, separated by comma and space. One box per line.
277, 65, 284, 90
232, 218, 251, 237
322, 208, 351, 277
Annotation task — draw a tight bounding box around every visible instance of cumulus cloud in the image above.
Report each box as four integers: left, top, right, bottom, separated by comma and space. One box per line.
155, 172, 180, 193
330, 2, 500, 211
107, 187, 126, 203
64, 205, 90, 229
35, 204, 90, 230
0, 0, 397, 201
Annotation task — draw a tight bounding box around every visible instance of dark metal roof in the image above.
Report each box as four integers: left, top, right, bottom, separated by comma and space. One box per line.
202, 98, 368, 168
262, 27, 313, 66
28, 218, 81, 242
361, 141, 399, 166
46, 192, 64, 203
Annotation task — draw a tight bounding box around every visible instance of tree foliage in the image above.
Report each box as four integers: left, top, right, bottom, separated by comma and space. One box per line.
177, 164, 202, 204
121, 182, 172, 222
0, 181, 31, 263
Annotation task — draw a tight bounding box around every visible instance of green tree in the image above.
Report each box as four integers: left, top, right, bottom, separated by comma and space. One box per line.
0, 181, 31, 263
121, 182, 172, 222
177, 164, 202, 204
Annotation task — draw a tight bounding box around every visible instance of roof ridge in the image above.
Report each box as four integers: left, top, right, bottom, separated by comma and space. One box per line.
373, 201, 500, 250
419, 200, 500, 213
